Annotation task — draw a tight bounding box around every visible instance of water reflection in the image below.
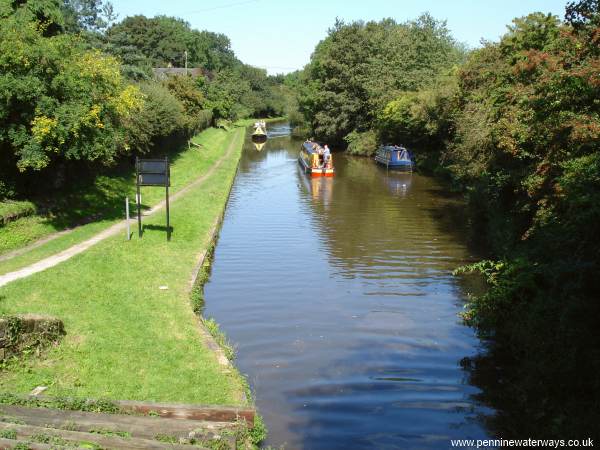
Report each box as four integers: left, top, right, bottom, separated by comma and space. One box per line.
266, 122, 293, 139
380, 170, 413, 197
203, 124, 495, 449
297, 168, 334, 207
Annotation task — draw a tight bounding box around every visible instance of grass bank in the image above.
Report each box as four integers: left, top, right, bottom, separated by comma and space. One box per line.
0, 129, 232, 276
0, 127, 247, 405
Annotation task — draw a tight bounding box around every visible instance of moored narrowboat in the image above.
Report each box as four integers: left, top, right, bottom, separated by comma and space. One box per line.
299, 141, 335, 177
375, 145, 415, 171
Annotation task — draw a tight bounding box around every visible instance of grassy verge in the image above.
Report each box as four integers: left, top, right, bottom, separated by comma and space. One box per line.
0, 129, 230, 275
0, 127, 247, 405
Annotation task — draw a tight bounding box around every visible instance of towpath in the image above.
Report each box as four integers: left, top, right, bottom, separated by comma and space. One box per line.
0, 133, 240, 289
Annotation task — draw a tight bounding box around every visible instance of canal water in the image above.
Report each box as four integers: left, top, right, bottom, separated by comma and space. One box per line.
203, 124, 494, 449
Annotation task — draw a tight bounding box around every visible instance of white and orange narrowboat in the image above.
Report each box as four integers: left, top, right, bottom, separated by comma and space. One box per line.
299, 141, 335, 177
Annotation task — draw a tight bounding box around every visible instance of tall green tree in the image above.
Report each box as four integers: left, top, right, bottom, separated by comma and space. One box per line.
106, 15, 236, 70
300, 14, 465, 145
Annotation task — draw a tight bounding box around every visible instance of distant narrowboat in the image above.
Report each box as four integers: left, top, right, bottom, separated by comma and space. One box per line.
375, 145, 415, 171
252, 125, 267, 142
299, 141, 335, 177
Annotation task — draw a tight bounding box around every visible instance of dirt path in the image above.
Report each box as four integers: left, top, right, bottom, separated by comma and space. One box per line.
0, 133, 240, 289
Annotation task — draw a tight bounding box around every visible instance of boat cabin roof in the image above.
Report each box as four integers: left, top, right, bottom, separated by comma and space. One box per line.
303, 141, 325, 154
381, 144, 409, 152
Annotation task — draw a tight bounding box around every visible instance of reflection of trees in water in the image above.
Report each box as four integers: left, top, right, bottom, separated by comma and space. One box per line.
461, 335, 600, 439
238, 134, 298, 173
293, 157, 498, 447
297, 155, 473, 274
296, 154, 507, 443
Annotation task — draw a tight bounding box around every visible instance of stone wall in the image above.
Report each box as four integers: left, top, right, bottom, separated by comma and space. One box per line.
0, 314, 64, 360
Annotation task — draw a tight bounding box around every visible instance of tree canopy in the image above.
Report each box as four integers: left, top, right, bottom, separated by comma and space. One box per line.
0, 2, 142, 173
106, 15, 236, 71
299, 14, 465, 145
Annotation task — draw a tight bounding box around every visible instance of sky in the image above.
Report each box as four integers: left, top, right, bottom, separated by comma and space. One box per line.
110, 0, 570, 74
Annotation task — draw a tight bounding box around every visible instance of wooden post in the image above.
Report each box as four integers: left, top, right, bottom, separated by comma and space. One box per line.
166, 156, 170, 241
125, 197, 130, 240
136, 157, 142, 237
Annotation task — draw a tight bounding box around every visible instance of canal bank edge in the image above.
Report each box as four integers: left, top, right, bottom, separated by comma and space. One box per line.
185, 125, 269, 445
189, 128, 245, 399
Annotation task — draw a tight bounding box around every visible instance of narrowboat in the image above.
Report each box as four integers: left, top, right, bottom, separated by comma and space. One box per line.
252, 125, 267, 142
299, 141, 335, 177
375, 145, 415, 171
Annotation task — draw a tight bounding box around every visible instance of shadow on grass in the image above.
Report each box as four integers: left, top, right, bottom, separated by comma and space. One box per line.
21, 133, 195, 232
141, 224, 173, 240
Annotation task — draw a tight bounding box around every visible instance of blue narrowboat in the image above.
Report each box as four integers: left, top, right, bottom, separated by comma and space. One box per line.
375, 145, 415, 171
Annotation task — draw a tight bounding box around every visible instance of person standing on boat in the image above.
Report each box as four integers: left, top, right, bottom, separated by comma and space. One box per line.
323, 145, 331, 168
316, 144, 324, 167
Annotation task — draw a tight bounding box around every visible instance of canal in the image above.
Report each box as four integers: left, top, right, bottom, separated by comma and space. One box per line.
203, 123, 494, 449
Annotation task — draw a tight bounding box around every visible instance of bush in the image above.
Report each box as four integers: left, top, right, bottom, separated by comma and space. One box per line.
344, 130, 378, 156
162, 75, 213, 134
123, 82, 186, 154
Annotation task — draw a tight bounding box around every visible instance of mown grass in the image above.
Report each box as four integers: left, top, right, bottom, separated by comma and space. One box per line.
0, 129, 231, 275
0, 129, 230, 256
0, 127, 246, 405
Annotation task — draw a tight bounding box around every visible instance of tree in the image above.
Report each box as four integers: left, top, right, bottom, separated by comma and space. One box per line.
300, 15, 465, 145
0, 0, 66, 36
61, 0, 116, 33
121, 82, 185, 155
500, 12, 561, 57
162, 75, 212, 133
0, 8, 142, 174
565, 0, 600, 29
436, 8, 600, 435
106, 15, 236, 70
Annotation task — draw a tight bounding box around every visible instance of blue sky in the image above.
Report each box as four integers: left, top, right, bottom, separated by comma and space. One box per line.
110, 0, 569, 74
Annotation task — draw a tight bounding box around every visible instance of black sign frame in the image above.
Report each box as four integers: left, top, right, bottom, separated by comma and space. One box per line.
136, 157, 171, 240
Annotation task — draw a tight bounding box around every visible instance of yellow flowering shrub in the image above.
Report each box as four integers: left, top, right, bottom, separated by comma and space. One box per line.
31, 116, 58, 143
